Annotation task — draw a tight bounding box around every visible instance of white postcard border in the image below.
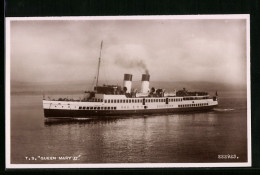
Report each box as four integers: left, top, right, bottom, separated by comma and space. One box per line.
5, 14, 251, 169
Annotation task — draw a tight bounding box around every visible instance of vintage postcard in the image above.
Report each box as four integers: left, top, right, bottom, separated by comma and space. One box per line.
5, 15, 251, 168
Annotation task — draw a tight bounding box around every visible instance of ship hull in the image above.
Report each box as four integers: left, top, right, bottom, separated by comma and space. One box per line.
44, 105, 217, 118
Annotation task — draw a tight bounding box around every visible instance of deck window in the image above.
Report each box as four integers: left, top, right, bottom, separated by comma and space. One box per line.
114, 107, 116, 110
97, 107, 100, 110
94, 107, 97, 110
117, 100, 119, 103
79, 106, 82, 109
83, 107, 86, 109
108, 107, 110, 110
108, 100, 110, 103
104, 100, 107, 103
90, 107, 93, 110
87, 107, 89, 110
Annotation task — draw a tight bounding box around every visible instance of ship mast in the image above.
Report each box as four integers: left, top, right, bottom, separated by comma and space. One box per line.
96, 41, 103, 88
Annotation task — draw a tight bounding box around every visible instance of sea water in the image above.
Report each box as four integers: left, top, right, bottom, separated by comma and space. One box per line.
9, 91, 247, 164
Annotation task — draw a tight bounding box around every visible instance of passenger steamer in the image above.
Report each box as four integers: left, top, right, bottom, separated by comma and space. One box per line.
43, 42, 218, 118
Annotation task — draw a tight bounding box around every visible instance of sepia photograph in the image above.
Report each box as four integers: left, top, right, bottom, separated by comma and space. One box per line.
5, 15, 250, 168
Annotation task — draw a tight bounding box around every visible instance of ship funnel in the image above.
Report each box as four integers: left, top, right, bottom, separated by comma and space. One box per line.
123, 74, 133, 93
141, 74, 150, 93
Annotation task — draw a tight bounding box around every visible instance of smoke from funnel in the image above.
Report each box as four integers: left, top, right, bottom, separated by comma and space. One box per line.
114, 58, 149, 74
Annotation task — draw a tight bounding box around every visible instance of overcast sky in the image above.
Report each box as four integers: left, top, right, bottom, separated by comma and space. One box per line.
10, 17, 247, 85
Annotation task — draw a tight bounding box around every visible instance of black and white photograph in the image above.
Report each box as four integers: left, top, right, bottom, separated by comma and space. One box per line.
5, 15, 250, 168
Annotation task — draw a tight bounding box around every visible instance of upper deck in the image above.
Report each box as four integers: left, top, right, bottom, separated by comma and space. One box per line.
44, 93, 211, 103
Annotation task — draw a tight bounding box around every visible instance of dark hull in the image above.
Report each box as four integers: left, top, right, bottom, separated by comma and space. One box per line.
44, 105, 217, 118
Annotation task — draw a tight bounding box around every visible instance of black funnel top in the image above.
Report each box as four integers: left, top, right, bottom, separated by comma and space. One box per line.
142, 74, 150, 81
124, 74, 133, 81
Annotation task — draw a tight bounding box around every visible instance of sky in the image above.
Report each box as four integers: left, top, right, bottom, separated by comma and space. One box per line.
9, 17, 248, 86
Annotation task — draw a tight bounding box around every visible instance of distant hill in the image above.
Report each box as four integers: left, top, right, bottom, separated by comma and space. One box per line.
10, 80, 246, 95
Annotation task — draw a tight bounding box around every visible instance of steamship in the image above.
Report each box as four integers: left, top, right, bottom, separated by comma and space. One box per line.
43, 42, 218, 118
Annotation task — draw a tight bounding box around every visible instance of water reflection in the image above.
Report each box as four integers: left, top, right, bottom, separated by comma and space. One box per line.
44, 115, 157, 126
44, 111, 216, 126
44, 117, 120, 126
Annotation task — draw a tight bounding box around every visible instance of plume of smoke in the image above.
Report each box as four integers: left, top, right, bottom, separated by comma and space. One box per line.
114, 57, 149, 74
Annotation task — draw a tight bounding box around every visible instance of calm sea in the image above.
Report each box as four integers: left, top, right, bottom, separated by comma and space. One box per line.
10, 91, 248, 164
